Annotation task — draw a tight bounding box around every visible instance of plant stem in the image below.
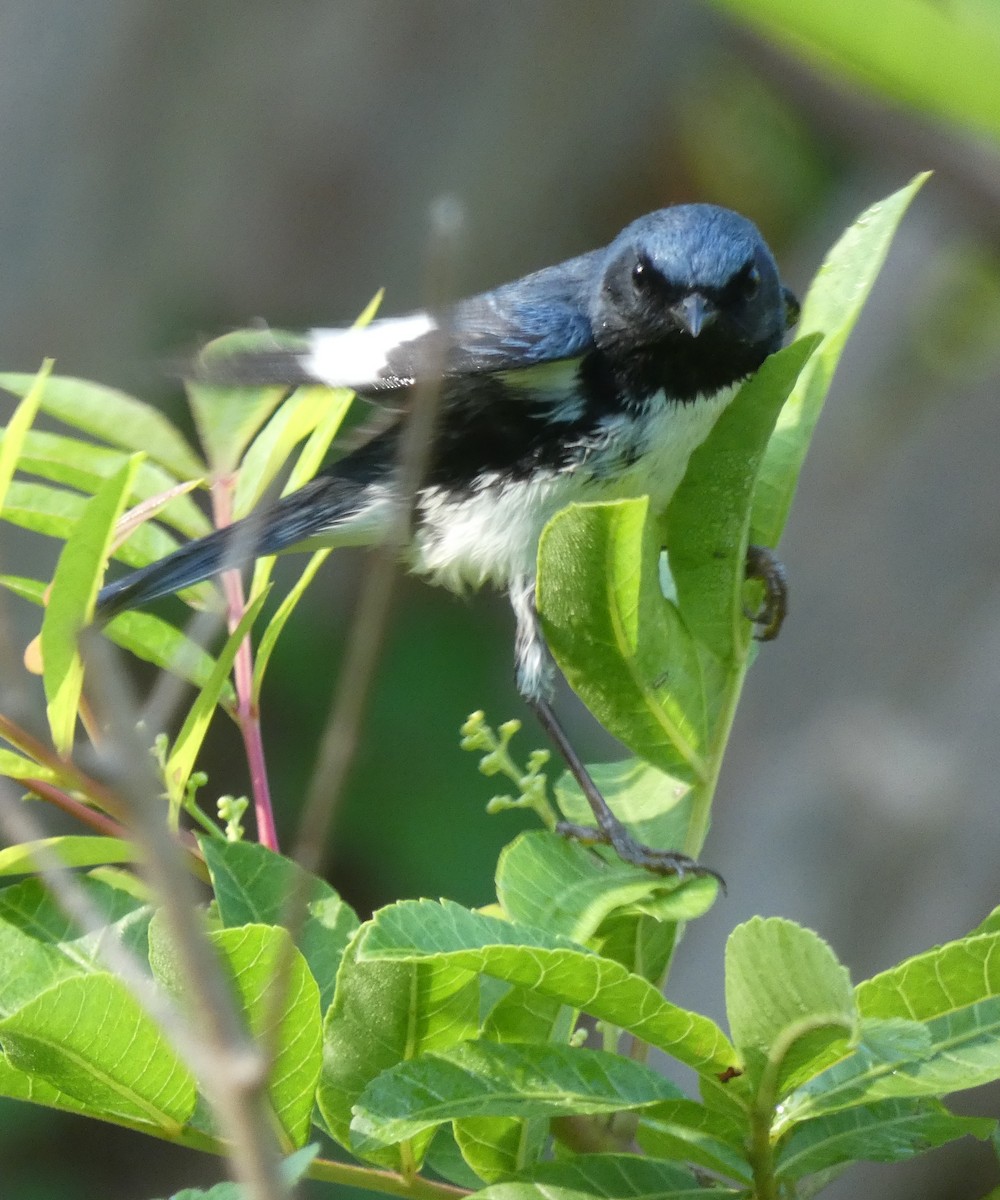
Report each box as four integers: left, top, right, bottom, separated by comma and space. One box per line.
210, 476, 279, 852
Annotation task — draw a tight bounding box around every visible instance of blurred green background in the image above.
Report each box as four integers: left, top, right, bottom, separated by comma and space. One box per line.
1, 2, 1000, 1197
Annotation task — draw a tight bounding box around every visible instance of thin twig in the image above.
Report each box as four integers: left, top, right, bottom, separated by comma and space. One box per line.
211, 476, 279, 851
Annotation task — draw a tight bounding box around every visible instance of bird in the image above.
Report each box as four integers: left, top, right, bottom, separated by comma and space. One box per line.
96, 203, 799, 880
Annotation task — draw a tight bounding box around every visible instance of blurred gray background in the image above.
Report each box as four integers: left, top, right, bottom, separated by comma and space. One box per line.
1, 2, 999, 1197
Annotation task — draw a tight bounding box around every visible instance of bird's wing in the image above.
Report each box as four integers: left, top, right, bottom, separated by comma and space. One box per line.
196, 250, 600, 396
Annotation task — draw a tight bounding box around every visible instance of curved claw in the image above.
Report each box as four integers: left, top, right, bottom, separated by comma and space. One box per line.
556, 820, 726, 892
744, 544, 787, 641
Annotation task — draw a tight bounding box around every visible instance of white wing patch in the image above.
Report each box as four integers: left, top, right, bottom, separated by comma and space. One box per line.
304, 314, 436, 388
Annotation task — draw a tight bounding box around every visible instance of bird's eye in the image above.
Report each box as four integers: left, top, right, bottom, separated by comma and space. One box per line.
739, 263, 762, 301
632, 256, 655, 289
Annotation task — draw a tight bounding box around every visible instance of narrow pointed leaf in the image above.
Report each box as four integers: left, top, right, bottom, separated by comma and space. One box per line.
751, 174, 930, 546
0, 360, 50, 513
0, 836, 137, 877
164, 589, 268, 796
0, 372, 204, 480
41, 455, 142, 753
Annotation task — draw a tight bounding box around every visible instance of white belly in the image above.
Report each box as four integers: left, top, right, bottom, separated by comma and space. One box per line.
411, 385, 737, 591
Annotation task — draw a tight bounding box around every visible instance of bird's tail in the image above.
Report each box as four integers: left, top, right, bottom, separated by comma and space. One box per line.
95, 473, 378, 622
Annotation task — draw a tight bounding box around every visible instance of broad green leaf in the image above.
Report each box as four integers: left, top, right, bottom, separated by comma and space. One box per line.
357, 899, 736, 1077
767, 932, 1000, 1117
352, 1040, 683, 1153
14, 429, 210, 538
0, 874, 151, 1016
725, 918, 855, 1091
969, 905, 1000, 938
251, 548, 331, 700
751, 174, 929, 546
713, 3, 1000, 141
201, 839, 359, 1013
101, 610, 234, 701
210, 924, 322, 1148
496, 827, 714, 947
477, 1154, 730, 1199
776, 1096, 995, 1181
317, 924, 480, 1168
0, 359, 50, 513
538, 497, 723, 783
0, 972, 196, 1132
0, 836, 137, 877
3, 480, 185, 567
638, 1098, 751, 1182
858, 931, 1000, 1022
0, 372, 204, 480
41, 456, 142, 753
776, 1003, 1000, 1128
164, 589, 268, 798
665, 336, 819, 659
187, 330, 307, 473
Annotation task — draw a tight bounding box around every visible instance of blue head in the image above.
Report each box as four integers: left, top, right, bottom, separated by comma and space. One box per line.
590, 205, 794, 368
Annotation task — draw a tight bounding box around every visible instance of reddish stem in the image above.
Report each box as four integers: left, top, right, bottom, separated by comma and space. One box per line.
211, 476, 279, 852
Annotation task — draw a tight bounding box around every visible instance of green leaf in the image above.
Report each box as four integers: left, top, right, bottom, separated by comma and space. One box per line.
0, 748, 58, 784
234, 386, 352, 518
767, 931, 1000, 1117
357, 899, 736, 1077
0, 372, 204, 480
0, 972, 196, 1133
538, 496, 722, 783
101, 610, 234, 701
250, 548, 331, 700
3, 480, 186, 568
776, 1096, 995, 1181
210, 924, 322, 1148
351, 1040, 683, 1153
41, 455, 142, 754
713, 2, 1000, 141
665, 336, 819, 659
317, 924, 480, 1168
201, 839, 359, 1013
496, 827, 714, 948
751, 174, 930, 547
14, 429, 210, 538
0, 836, 137, 877
725, 918, 855, 1091
187, 331, 307, 473
476, 1154, 732, 1199
0, 874, 151, 1017
164, 589, 268, 798
638, 1098, 751, 1182
0, 359, 50, 514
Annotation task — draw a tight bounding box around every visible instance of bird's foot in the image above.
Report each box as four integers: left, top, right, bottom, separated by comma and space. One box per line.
744, 544, 787, 641
556, 819, 726, 890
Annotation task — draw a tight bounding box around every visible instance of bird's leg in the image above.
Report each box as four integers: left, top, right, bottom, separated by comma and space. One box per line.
744, 544, 787, 642
510, 578, 723, 883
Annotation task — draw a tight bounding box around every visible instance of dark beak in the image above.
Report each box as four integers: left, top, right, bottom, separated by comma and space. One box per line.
672, 292, 715, 338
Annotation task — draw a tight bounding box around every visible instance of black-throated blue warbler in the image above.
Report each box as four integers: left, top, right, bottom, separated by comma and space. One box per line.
97, 204, 799, 879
